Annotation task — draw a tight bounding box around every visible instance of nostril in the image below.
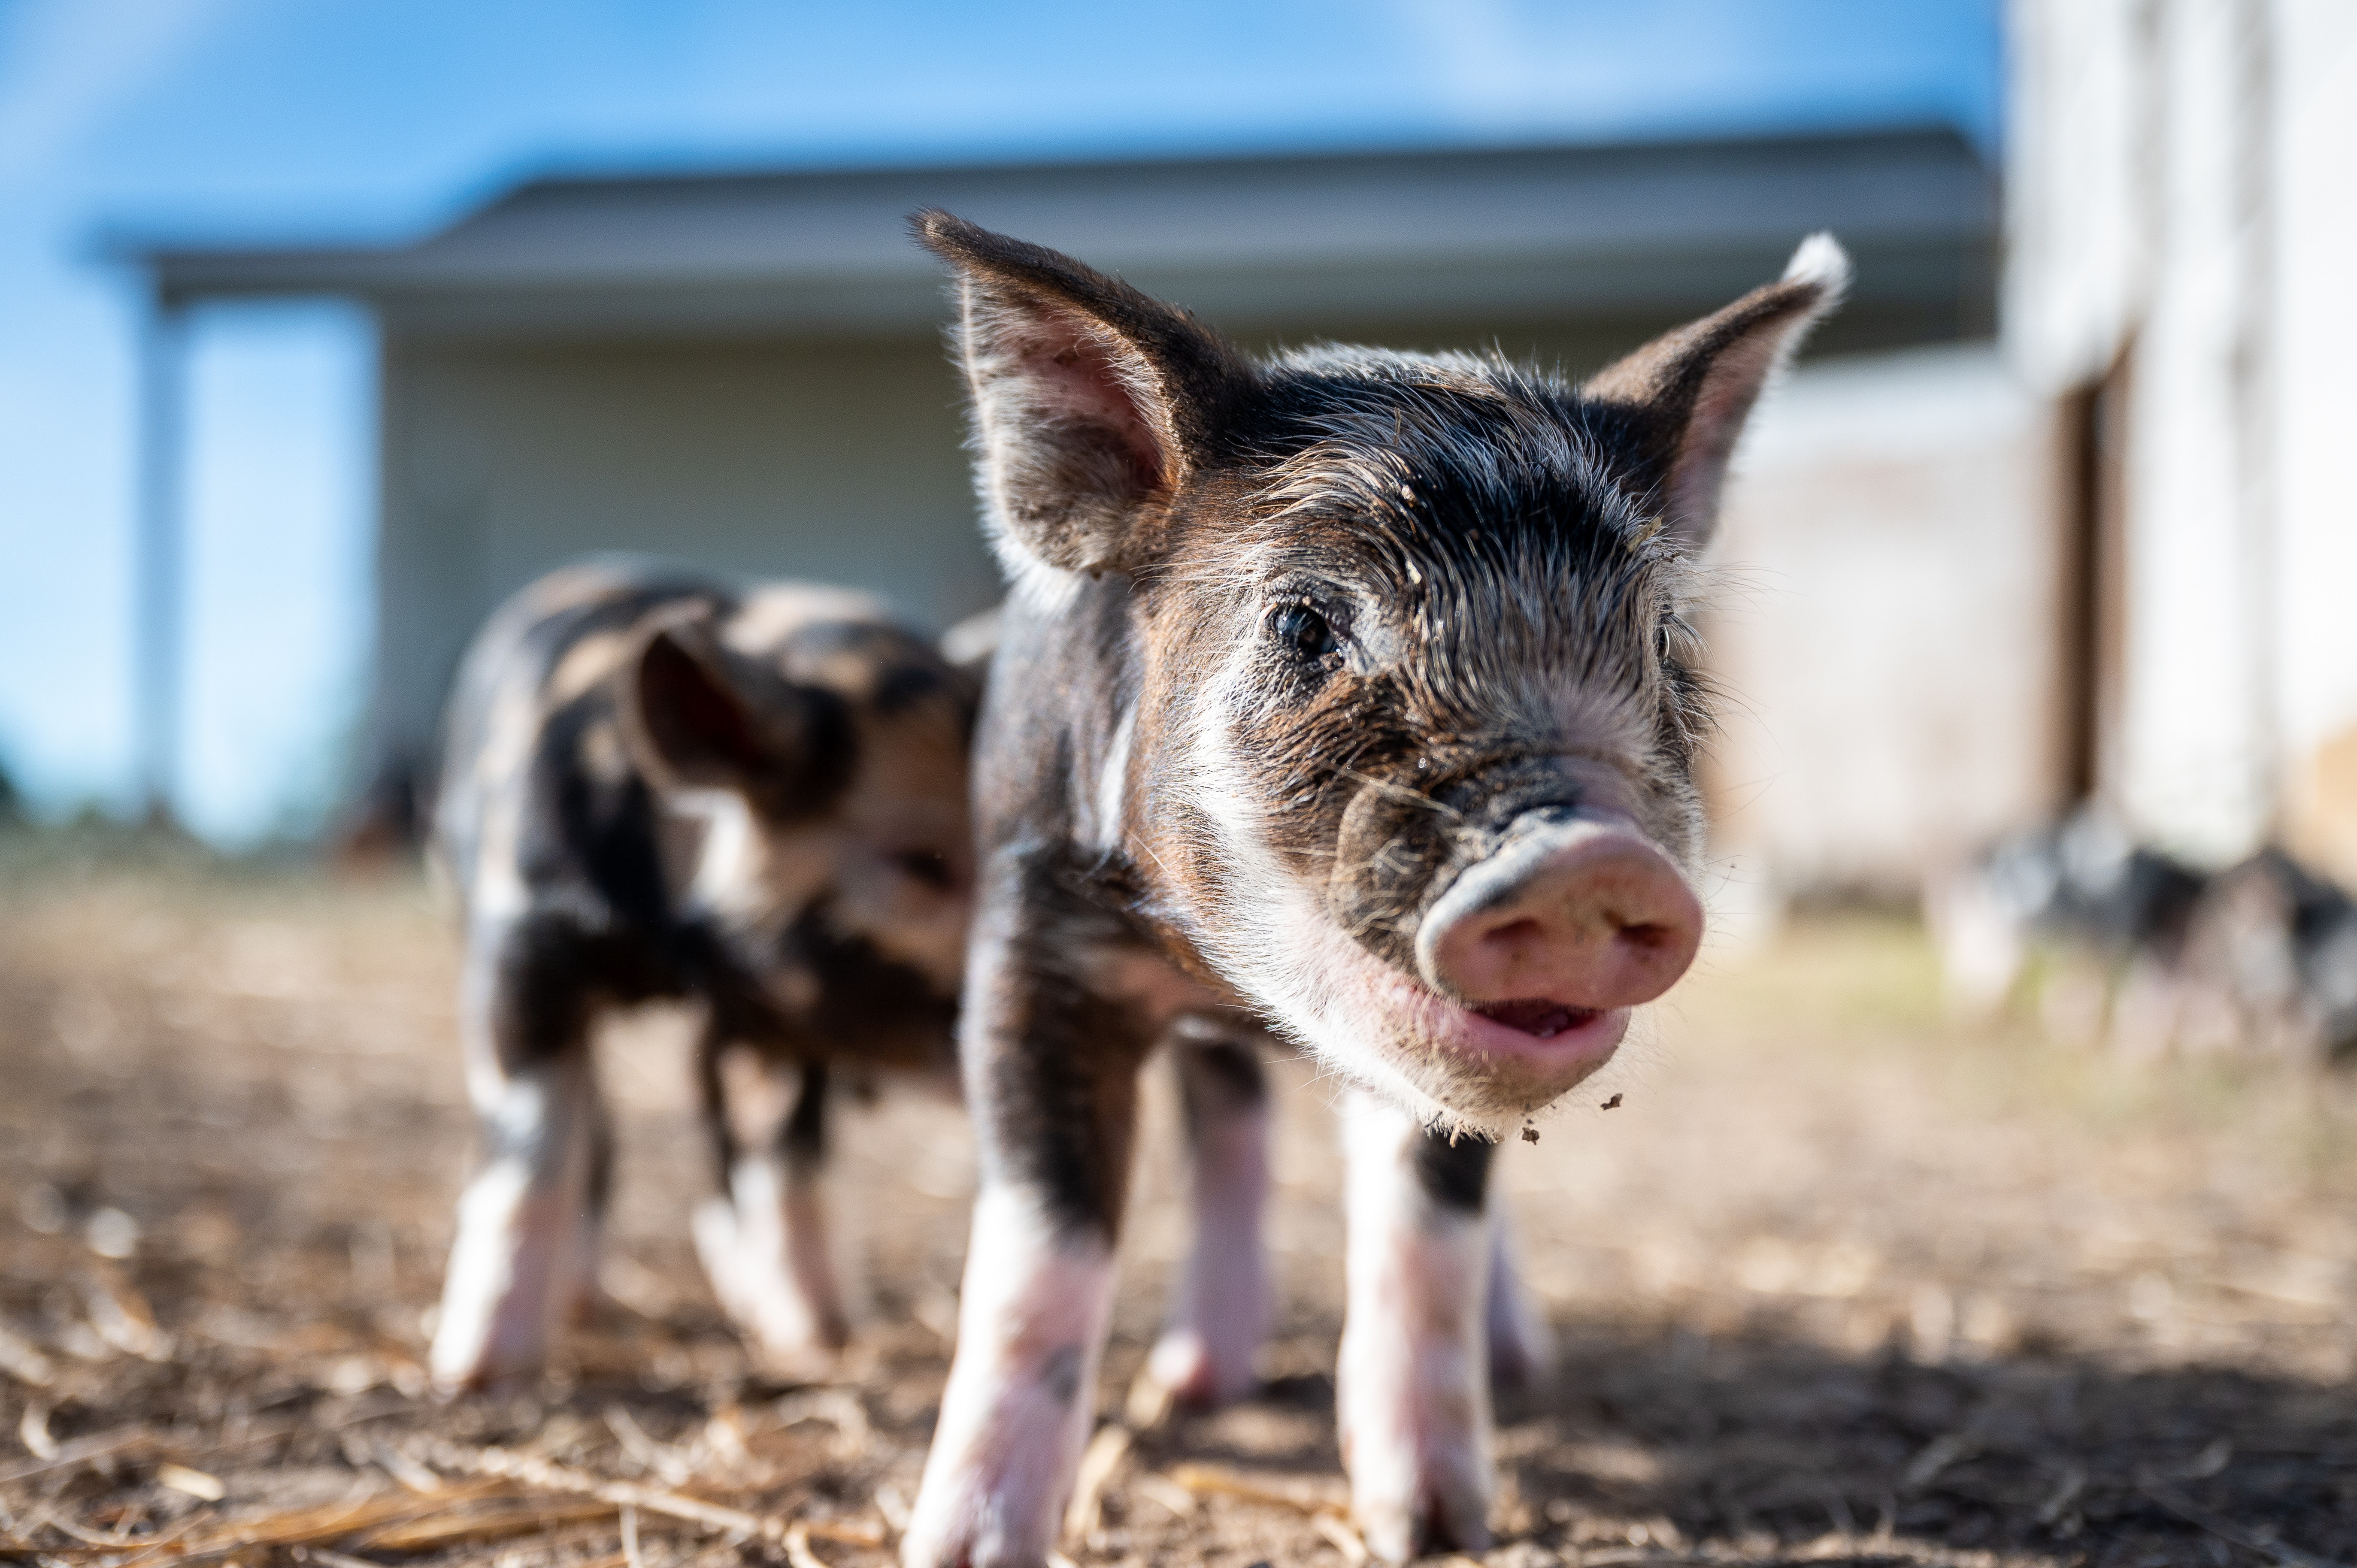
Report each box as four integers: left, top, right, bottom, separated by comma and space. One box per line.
1478, 916, 1544, 949
1618, 920, 1679, 950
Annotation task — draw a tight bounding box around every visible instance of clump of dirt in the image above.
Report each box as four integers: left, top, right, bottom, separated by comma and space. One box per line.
2, 849, 2353, 1567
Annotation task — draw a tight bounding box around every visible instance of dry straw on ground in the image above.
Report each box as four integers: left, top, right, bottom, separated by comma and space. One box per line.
2, 844, 2353, 1566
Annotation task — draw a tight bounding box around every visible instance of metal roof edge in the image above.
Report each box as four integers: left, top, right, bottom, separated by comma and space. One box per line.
104, 120, 1990, 300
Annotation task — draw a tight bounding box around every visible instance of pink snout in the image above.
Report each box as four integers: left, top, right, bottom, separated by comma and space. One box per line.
1415, 814, 1703, 1016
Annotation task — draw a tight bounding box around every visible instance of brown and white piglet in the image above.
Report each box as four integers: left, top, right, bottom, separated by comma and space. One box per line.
425, 560, 978, 1391
900, 215, 1845, 1565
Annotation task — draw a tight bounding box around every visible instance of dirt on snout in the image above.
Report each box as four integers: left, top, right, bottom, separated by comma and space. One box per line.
1, 839, 2354, 1568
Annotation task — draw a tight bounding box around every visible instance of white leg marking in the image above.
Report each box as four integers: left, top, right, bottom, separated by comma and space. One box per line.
902, 1185, 1117, 1568
694, 1151, 848, 1369
1336, 1088, 1494, 1562
430, 1064, 596, 1391
1146, 1049, 1270, 1406
696, 1051, 848, 1368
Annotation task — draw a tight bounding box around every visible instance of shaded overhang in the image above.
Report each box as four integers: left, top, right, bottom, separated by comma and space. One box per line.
110, 127, 1994, 341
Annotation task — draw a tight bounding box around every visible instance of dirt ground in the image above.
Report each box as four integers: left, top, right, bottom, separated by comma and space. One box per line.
2, 838, 2354, 1568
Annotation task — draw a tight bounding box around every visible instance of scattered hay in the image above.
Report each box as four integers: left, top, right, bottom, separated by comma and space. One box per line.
4, 868, 2356, 1565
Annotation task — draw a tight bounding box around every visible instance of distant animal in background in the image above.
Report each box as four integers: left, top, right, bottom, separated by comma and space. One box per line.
1930, 808, 2357, 1063
1927, 808, 2206, 1050
425, 560, 981, 1392
2177, 848, 2357, 1062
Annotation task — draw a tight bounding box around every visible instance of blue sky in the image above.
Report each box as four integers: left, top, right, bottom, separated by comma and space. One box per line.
0, 0, 2000, 842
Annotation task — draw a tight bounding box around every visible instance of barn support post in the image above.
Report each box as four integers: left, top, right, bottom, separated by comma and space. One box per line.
2230, 0, 2279, 835
134, 293, 189, 826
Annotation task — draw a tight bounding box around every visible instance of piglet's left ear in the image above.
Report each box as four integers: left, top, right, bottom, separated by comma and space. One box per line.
1583, 233, 1850, 551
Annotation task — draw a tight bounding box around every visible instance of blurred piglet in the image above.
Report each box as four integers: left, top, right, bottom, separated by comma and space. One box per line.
425, 561, 979, 1391
1926, 806, 2206, 1048
1929, 811, 2357, 1063
900, 214, 1847, 1564
2178, 848, 2357, 1061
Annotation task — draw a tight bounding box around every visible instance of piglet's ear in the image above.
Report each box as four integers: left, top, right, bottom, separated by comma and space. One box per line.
619, 621, 811, 812
1583, 233, 1850, 551
912, 209, 1254, 580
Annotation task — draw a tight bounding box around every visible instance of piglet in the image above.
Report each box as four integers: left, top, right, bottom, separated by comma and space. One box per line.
426, 560, 978, 1390
900, 215, 1845, 1564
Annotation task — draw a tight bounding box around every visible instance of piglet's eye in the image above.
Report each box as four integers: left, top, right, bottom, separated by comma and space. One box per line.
1272, 603, 1339, 662
894, 850, 956, 890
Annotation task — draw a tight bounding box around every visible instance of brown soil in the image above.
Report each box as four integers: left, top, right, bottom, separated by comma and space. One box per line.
2, 844, 2353, 1567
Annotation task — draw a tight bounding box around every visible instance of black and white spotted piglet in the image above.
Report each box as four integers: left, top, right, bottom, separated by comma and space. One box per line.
424, 561, 978, 1391
900, 215, 1846, 1565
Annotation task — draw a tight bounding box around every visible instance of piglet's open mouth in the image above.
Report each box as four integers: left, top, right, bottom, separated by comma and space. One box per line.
1474, 999, 1603, 1040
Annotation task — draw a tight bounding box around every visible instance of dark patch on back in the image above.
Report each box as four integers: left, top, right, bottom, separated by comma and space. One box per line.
524, 699, 672, 937
872, 658, 957, 717
780, 620, 964, 718
767, 680, 861, 823
778, 899, 961, 1069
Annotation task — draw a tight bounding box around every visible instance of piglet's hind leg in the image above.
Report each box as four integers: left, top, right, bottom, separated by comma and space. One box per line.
1143, 1027, 1271, 1410
694, 1045, 849, 1372
1486, 1214, 1557, 1391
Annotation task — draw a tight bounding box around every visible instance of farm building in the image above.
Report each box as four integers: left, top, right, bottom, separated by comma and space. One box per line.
120, 126, 2041, 905
2008, 0, 2357, 885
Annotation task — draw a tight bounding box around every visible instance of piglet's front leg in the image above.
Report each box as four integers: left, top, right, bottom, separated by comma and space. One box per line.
430, 935, 609, 1392
431, 1058, 602, 1392
1336, 1088, 1496, 1562
903, 922, 1149, 1568
902, 1187, 1117, 1568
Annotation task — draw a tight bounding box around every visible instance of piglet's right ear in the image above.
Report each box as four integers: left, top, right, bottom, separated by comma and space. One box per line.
912, 209, 1254, 581
1582, 233, 1849, 552
619, 623, 807, 812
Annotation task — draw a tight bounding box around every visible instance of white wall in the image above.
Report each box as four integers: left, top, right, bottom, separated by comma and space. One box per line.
2004, 0, 2150, 395
2009, 0, 2357, 875
2272, 0, 2357, 879
1705, 345, 2062, 906
373, 334, 1003, 767
2115, 0, 2272, 860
